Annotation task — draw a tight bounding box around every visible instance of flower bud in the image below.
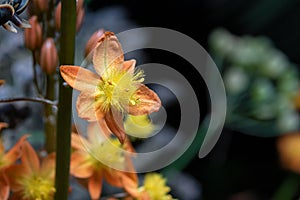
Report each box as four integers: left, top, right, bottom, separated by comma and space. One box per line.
40, 38, 58, 74
76, 7, 84, 32
84, 29, 104, 57
54, 2, 61, 31
24, 16, 42, 51
35, 0, 48, 13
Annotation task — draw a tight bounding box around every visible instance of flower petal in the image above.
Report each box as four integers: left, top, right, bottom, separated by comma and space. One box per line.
5, 165, 28, 191
103, 169, 122, 187
4, 134, 28, 166
70, 151, 94, 178
120, 173, 140, 198
93, 32, 124, 75
0, 173, 9, 200
88, 170, 103, 200
76, 92, 98, 121
129, 84, 161, 115
87, 122, 107, 143
71, 133, 89, 150
104, 109, 126, 144
21, 141, 40, 172
40, 153, 55, 179
98, 119, 112, 137
122, 59, 136, 74
60, 65, 100, 93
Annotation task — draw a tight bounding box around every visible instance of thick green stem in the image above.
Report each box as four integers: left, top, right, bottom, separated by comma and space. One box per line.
44, 75, 56, 153
54, 0, 76, 199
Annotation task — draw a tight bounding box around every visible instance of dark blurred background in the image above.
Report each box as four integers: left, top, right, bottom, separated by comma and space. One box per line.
81, 0, 300, 199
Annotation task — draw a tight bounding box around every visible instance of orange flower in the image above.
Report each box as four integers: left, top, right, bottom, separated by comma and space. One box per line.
277, 132, 300, 174
0, 79, 5, 86
70, 123, 139, 200
6, 141, 56, 200
0, 135, 27, 200
60, 32, 161, 143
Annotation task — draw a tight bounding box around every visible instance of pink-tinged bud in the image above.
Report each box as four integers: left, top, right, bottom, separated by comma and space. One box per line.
40, 38, 58, 74
24, 16, 42, 51
84, 29, 104, 57
77, 0, 84, 12
36, 0, 48, 13
27, 0, 48, 16
76, 7, 84, 32
54, 2, 61, 31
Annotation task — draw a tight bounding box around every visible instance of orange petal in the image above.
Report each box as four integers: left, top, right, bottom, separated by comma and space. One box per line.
76, 92, 98, 121
103, 169, 122, 187
40, 153, 55, 178
5, 165, 28, 191
4, 134, 28, 166
71, 133, 89, 150
129, 84, 161, 115
93, 32, 124, 75
122, 59, 136, 74
21, 141, 40, 172
86, 122, 108, 143
60, 65, 100, 93
88, 170, 103, 200
0, 173, 9, 200
120, 173, 139, 198
70, 151, 94, 178
98, 119, 112, 137
104, 109, 126, 144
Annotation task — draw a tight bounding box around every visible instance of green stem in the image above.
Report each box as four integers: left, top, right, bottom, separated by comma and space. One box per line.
31, 51, 43, 97
54, 0, 76, 199
0, 97, 56, 105
272, 173, 300, 200
44, 75, 57, 153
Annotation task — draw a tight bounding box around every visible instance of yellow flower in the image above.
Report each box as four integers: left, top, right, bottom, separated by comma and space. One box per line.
124, 115, 156, 138
6, 141, 56, 200
141, 173, 174, 200
70, 122, 139, 200
60, 32, 161, 143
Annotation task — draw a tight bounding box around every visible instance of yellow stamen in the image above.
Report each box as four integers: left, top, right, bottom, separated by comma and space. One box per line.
95, 68, 144, 113
89, 138, 125, 169
141, 173, 174, 200
21, 174, 55, 200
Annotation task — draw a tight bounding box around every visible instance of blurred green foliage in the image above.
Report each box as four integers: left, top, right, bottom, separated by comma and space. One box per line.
209, 28, 300, 136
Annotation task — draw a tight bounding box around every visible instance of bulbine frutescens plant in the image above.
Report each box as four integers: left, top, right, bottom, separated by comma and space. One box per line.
0, 0, 175, 199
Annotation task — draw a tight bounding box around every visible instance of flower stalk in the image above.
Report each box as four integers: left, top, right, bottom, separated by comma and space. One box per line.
54, 0, 76, 199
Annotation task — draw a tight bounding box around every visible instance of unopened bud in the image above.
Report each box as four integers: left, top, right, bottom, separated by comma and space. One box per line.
24, 16, 42, 51
76, 7, 84, 32
84, 29, 104, 57
40, 38, 58, 74
54, 2, 61, 31
35, 0, 48, 13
